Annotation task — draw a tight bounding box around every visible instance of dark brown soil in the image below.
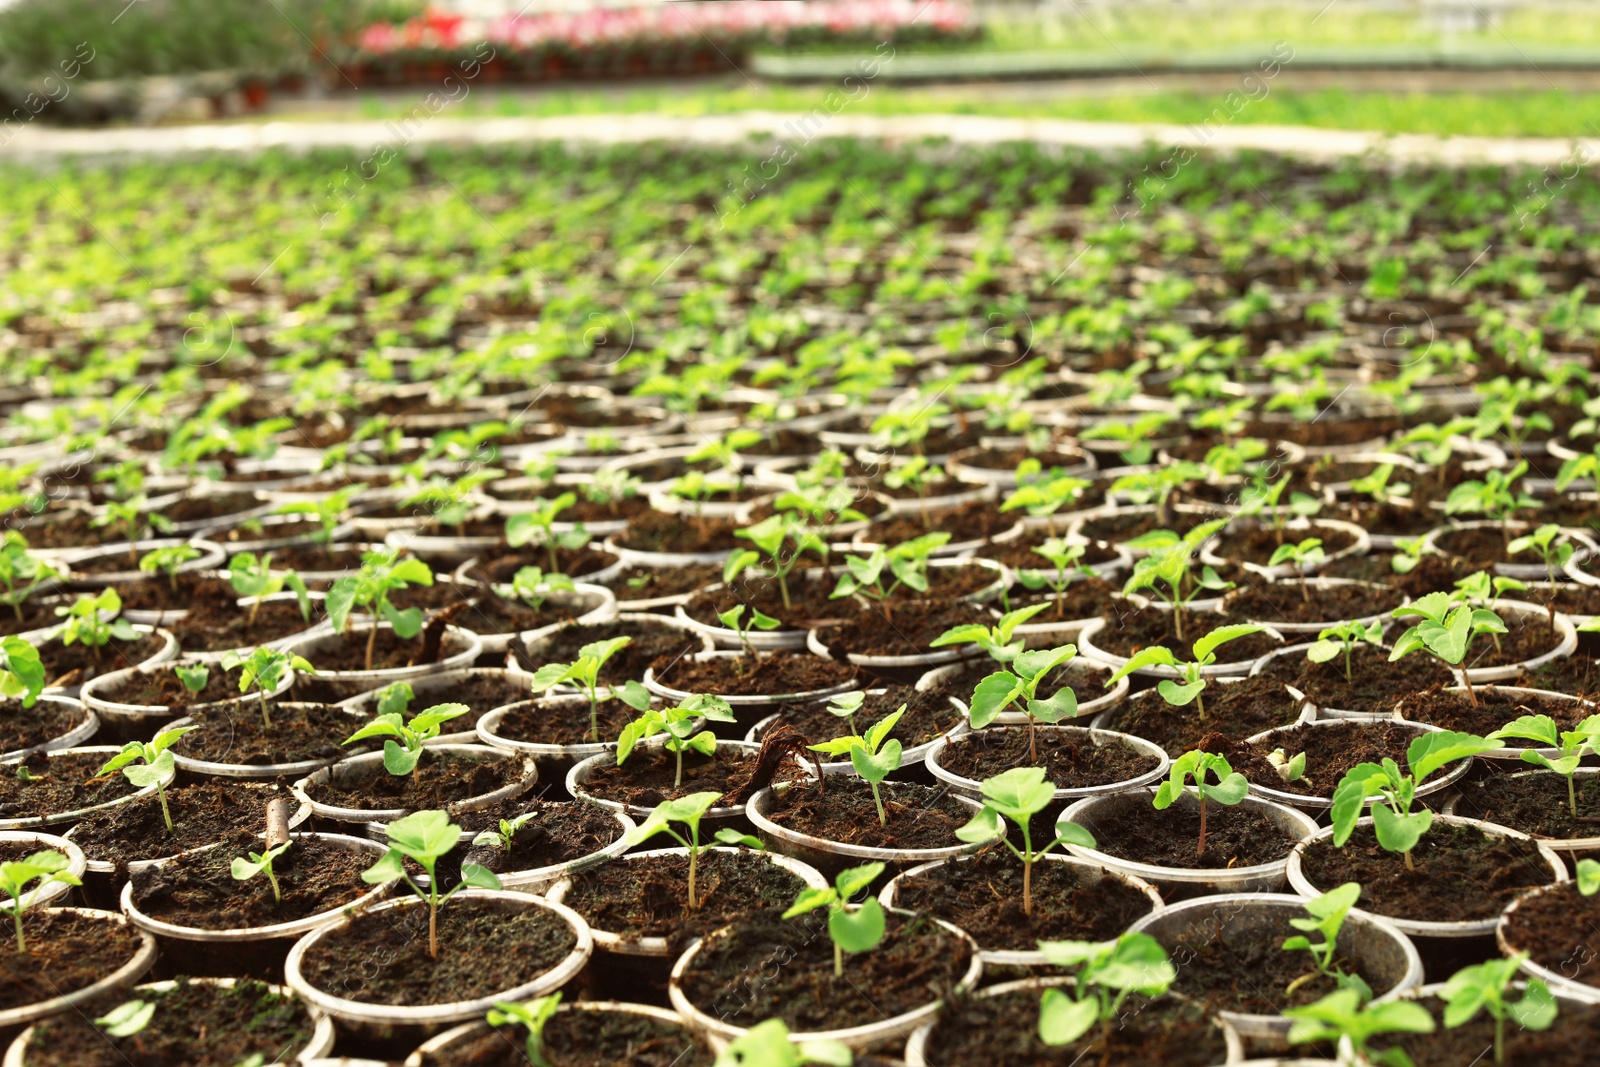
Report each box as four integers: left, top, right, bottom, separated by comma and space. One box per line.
96, 664, 248, 708
410, 673, 539, 714
607, 561, 722, 601
305, 750, 528, 812
1299, 822, 1555, 922
271, 543, 382, 573
1434, 525, 1522, 566
578, 746, 763, 808
761, 685, 961, 750
1200, 721, 1447, 800
683, 571, 846, 632
651, 651, 855, 697
762, 777, 975, 850
1290, 642, 1455, 714
170, 591, 321, 651
1448, 772, 1600, 840
521, 618, 705, 684
0, 599, 75, 637
1102, 675, 1303, 757
1091, 605, 1282, 665
1220, 581, 1400, 625
1335, 500, 1438, 537
1078, 796, 1298, 869
562, 849, 807, 948
310, 626, 460, 672
920, 990, 1229, 1067
1397, 684, 1591, 737
112, 572, 223, 612
1520, 655, 1600, 699
165, 491, 263, 524
677, 911, 970, 1032
1209, 523, 1357, 567
892, 849, 1155, 949
37, 632, 165, 687
0, 909, 145, 1010
296, 896, 577, 1006
614, 512, 744, 554
1011, 577, 1122, 621
861, 497, 1014, 545
453, 590, 580, 636
419, 1010, 714, 1067
129, 831, 374, 929
491, 697, 640, 747
65, 781, 299, 864
1502, 880, 1600, 991
0, 699, 90, 756
0, 750, 138, 821
934, 727, 1160, 789
1458, 609, 1570, 669
171, 701, 357, 766
22, 976, 317, 1067
813, 599, 993, 658
1369, 993, 1600, 1067
461, 799, 623, 872
1077, 510, 1204, 545
466, 544, 620, 584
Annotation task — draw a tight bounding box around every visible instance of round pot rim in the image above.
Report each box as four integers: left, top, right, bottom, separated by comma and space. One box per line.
292, 744, 537, 823
923, 724, 1171, 799
0, 907, 159, 1030
566, 739, 761, 818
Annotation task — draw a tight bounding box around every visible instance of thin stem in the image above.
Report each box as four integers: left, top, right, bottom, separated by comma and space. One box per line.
12, 900, 23, 954
158, 780, 173, 833
778, 570, 792, 612
1461, 665, 1478, 708
870, 780, 886, 827
1570, 774, 1579, 819
833, 939, 843, 978
1495, 1015, 1505, 1065
675, 746, 684, 790
1028, 715, 1037, 765
1021, 824, 1034, 917
1196, 792, 1208, 857
1404, 848, 1415, 872
365, 623, 377, 673
259, 687, 272, 730
687, 837, 699, 910
428, 896, 439, 959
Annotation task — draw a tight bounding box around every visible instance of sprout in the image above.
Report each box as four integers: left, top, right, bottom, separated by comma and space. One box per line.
622, 792, 758, 910
807, 705, 905, 826
1306, 619, 1384, 684
1439, 957, 1556, 1065
227, 550, 311, 624
1105, 624, 1263, 722
231, 840, 290, 903
1330, 730, 1496, 871
96, 999, 156, 1038
505, 566, 575, 613
529, 636, 652, 743
718, 604, 782, 660
968, 644, 1080, 764
174, 663, 209, 695
343, 701, 471, 780
782, 863, 887, 978
0, 636, 44, 708
1267, 537, 1325, 601
1036, 933, 1176, 1048
617, 694, 736, 789
955, 767, 1093, 917
711, 1018, 853, 1066
1387, 592, 1507, 707
99, 727, 193, 832
325, 548, 434, 671
1120, 520, 1232, 642
1488, 713, 1600, 818
930, 603, 1050, 667
137, 544, 200, 592
361, 809, 501, 959
1284, 988, 1435, 1066
1152, 750, 1249, 858
0, 850, 81, 953
218, 646, 314, 728
486, 993, 561, 1067
1282, 882, 1371, 999
54, 588, 138, 660
725, 513, 828, 612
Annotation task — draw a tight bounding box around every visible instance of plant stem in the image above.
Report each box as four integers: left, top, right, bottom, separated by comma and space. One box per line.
158, 780, 173, 832
833, 940, 843, 978
1461, 666, 1478, 708
1196, 793, 1208, 857
870, 780, 886, 826
1570, 774, 1578, 818
778, 570, 791, 612
1404, 848, 1415, 872
12, 907, 23, 954
1021, 825, 1034, 917
428, 899, 439, 959
259, 688, 272, 730
675, 746, 684, 790
687, 843, 699, 909
1028, 715, 1037, 765
1495, 1015, 1504, 1065
365, 623, 377, 673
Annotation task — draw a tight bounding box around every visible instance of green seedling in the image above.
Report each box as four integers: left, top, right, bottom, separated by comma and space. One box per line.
528, 636, 652, 743
1036, 933, 1176, 1049
54, 588, 138, 660
1284, 987, 1435, 1067
955, 767, 1094, 917
1105, 624, 1264, 722
504, 493, 591, 572
1107, 463, 1204, 528
808, 705, 905, 826
98, 727, 194, 832
1238, 472, 1323, 544
1078, 412, 1173, 465
231, 840, 290, 904
1153, 750, 1249, 857
1445, 460, 1537, 542
1002, 466, 1090, 534
617, 694, 736, 789
227, 551, 311, 624
1307, 620, 1385, 683
968, 644, 1081, 764
0, 533, 61, 621
1015, 538, 1098, 619
1268, 537, 1325, 601
1388, 591, 1506, 707
1122, 519, 1232, 641
783, 863, 887, 978
174, 662, 208, 695
343, 702, 471, 779
272, 485, 363, 544
361, 809, 501, 959
1508, 523, 1573, 628
712, 1017, 853, 1066
1282, 882, 1371, 999
1348, 463, 1412, 506
0, 850, 81, 952
486, 993, 562, 1067
1440, 957, 1556, 1066
96, 999, 156, 1038
0, 636, 44, 708
92, 493, 173, 552
821, 691, 866, 737
325, 548, 434, 671
472, 810, 538, 852
623, 792, 759, 910
882, 456, 946, 529
724, 513, 828, 612
718, 604, 782, 660
829, 533, 951, 624
506, 566, 575, 613
137, 544, 200, 592
1487, 713, 1600, 817
929, 602, 1050, 666
219, 646, 314, 728
1578, 857, 1600, 894
1269, 747, 1308, 784
1330, 730, 1497, 870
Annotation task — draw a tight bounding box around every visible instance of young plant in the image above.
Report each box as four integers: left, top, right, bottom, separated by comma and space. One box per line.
360, 809, 501, 959
1508, 523, 1573, 627
96, 999, 157, 1037
325, 548, 434, 671
1104, 624, 1264, 722
528, 636, 652, 743
954, 767, 1095, 917
710, 1018, 852, 1067
504, 566, 575, 613
1348, 463, 1412, 507
0, 850, 81, 953
218, 646, 315, 728
1281, 882, 1372, 999
1015, 538, 1098, 618
820, 691, 866, 737
230, 840, 290, 904
1001, 465, 1089, 534
505, 493, 593, 572
1306, 619, 1385, 683
1439, 957, 1556, 1066
53, 588, 138, 660
616, 694, 736, 790
486, 993, 561, 1067
1268, 537, 1325, 601
272, 485, 364, 544
622, 791, 757, 910
807, 706, 905, 826
1078, 412, 1173, 465
227, 551, 311, 624
98, 727, 195, 832
718, 604, 782, 660
472, 810, 539, 852
828, 533, 950, 623
92, 493, 173, 550
1387, 592, 1506, 707
174, 662, 208, 696
0, 533, 61, 621
968, 644, 1081, 764
1283, 987, 1435, 1067
1487, 712, 1600, 817
1035, 933, 1176, 1049
343, 702, 471, 780
1330, 730, 1497, 870
1107, 463, 1204, 527
1237, 472, 1323, 545
137, 544, 200, 592
1121, 519, 1232, 641
0, 636, 44, 708
724, 513, 828, 613
882, 456, 945, 529
782, 863, 887, 978
1152, 750, 1248, 858
1445, 460, 1537, 542
929, 602, 1050, 666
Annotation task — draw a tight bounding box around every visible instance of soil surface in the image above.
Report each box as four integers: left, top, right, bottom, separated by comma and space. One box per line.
1397, 684, 1592, 736
651, 650, 855, 697
577, 746, 759, 809
305, 750, 529, 812
1200, 720, 1448, 800
523, 618, 705, 685
1449, 771, 1600, 839
606, 561, 721, 601
1091, 605, 1282, 665
420, 1010, 714, 1067
762, 777, 976, 851
1501, 880, 1600, 991
491, 697, 641, 747
934, 727, 1160, 789
37, 632, 165, 687
466, 544, 620, 584
1010, 576, 1122, 621
1104, 675, 1303, 758
67, 781, 298, 864
561, 849, 807, 949
761, 684, 961, 751
615, 512, 744, 553
0, 750, 139, 821
97, 664, 250, 709
22, 976, 317, 1067
0, 910, 145, 1010
1370, 992, 1600, 1067
920, 990, 1229, 1067
461, 800, 623, 874
0, 699, 90, 756
130, 831, 375, 929
1078, 796, 1298, 869
1290, 643, 1455, 714
296, 896, 577, 1006
862, 497, 1014, 544
677, 911, 971, 1032
892, 850, 1155, 949
1209, 522, 1357, 567
814, 599, 994, 658
1220, 581, 1399, 625
309, 626, 463, 672
1299, 822, 1555, 922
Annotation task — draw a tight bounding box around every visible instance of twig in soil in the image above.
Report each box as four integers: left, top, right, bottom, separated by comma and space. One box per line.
722, 726, 817, 806
265, 796, 292, 849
